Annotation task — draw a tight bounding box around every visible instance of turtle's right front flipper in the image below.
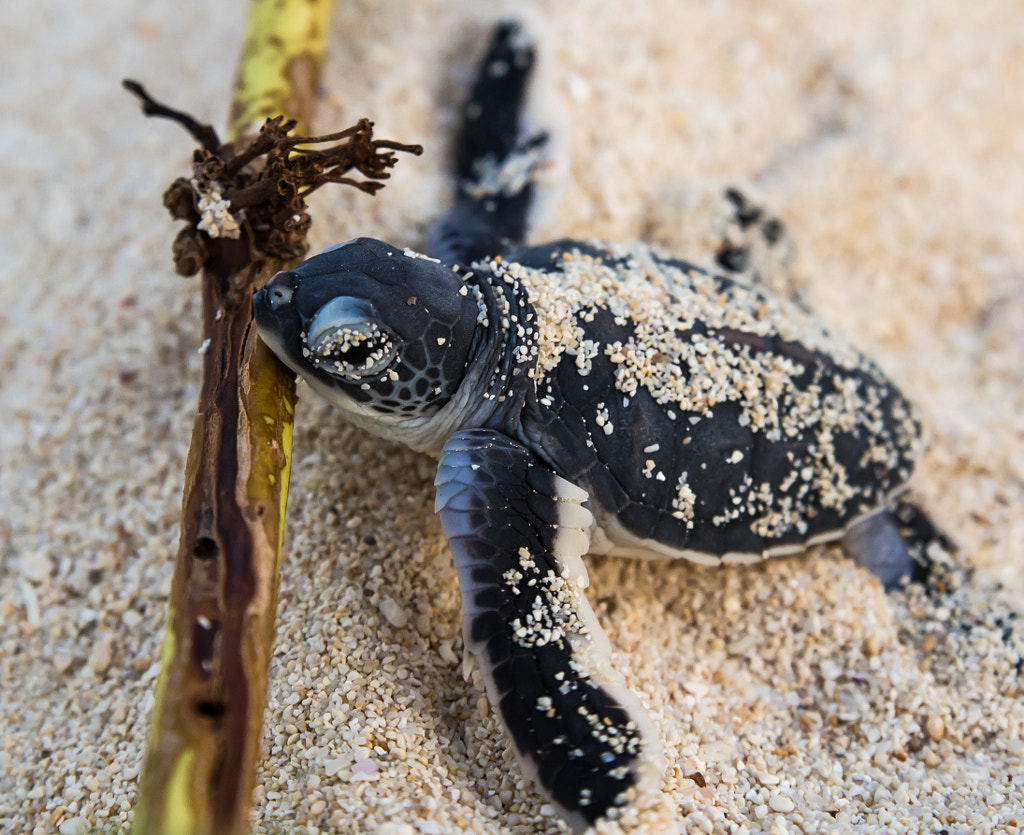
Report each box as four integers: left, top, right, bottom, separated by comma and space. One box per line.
434, 429, 663, 833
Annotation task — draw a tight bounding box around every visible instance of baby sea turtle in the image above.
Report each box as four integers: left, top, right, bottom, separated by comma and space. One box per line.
254, 22, 931, 833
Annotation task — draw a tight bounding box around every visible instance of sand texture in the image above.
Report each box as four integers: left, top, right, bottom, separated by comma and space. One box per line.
1, 1, 1022, 833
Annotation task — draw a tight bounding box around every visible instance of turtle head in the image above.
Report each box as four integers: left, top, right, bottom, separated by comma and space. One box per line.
253, 238, 482, 428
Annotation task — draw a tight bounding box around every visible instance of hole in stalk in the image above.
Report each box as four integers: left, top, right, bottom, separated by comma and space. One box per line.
193, 537, 218, 560
195, 700, 226, 720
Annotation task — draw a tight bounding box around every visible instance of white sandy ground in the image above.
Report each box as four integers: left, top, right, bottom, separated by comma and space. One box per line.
1, 1, 1022, 833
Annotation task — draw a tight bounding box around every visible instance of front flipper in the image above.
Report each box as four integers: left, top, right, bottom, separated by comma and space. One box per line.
424, 21, 549, 265
434, 429, 663, 833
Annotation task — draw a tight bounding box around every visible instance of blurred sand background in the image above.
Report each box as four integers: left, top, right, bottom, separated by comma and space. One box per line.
1, 1, 1022, 833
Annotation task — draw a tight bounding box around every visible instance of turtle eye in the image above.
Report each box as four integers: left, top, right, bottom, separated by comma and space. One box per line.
304, 297, 400, 380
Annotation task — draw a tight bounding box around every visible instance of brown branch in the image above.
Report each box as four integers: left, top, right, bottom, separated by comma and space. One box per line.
127, 4, 422, 833
122, 79, 222, 152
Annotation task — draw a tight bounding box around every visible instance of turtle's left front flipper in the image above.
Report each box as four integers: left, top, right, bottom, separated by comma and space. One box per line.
434, 428, 663, 833
423, 21, 549, 265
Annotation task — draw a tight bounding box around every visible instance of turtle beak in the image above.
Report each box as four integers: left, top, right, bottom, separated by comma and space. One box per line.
254, 271, 297, 316
253, 272, 303, 363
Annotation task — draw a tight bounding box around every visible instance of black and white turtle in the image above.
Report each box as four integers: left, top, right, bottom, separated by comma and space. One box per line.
254, 22, 932, 833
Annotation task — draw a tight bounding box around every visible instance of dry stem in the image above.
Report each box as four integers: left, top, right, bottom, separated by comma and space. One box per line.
128, 3, 420, 833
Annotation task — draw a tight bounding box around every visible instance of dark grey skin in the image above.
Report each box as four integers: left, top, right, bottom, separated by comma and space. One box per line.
253, 21, 934, 833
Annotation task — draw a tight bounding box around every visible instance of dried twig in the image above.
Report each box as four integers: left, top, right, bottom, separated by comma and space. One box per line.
127, 3, 420, 834
124, 84, 421, 273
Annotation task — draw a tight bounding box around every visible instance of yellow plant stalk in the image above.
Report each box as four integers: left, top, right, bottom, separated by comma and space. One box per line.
229, 0, 331, 140
128, 4, 420, 826
133, 3, 327, 834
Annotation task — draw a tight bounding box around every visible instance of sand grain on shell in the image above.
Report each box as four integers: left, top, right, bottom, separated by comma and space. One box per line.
1, 1, 1023, 834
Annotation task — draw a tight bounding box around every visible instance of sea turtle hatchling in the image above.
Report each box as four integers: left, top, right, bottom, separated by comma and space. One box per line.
253, 22, 934, 833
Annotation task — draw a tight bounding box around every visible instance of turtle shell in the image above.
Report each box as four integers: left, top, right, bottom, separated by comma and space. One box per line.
484, 240, 921, 563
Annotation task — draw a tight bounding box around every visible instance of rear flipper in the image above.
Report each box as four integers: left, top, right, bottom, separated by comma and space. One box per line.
712, 187, 804, 305
857, 501, 1022, 691
424, 21, 549, 265
434, 429, 663, 834
841, 497, 956, 592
